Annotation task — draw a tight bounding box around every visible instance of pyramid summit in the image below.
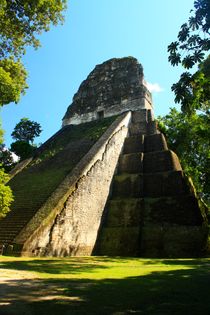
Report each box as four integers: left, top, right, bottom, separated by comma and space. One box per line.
0, 57, 208, 257
62, 57, 152, 126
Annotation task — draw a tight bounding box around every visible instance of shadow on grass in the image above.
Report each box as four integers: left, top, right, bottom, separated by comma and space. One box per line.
141, 258, 210, 267
0, 259, 210, 315
0, 257, 110, 275
0, 256, 209, 275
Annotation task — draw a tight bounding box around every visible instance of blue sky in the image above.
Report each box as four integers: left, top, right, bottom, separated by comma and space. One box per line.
1, 0, 195, 147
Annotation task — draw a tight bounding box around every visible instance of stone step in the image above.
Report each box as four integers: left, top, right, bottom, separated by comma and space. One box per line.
0, 230, 19, 235
144, 133, 168, 152
96, 226, 140, 256
140, 223, 207, 258
112, 174, 143, 198
118, 150, 181, 174
0, 221, 28, 226
143, 195, 205, 226
0, 225, 25, 231
129, 122, 147, 135
0, 215, 34, 225
103, 198, 144, 227
123, 135, 144, 154
0, 236, 17, 242
143, 150, 182, 173
131, 109, 154, 123
132, 110, 148, 123
118, 153, 143, 173
112, 171, 188, 198
143, 171, 188, 197
129, 121, 158, 136
123, 133, 168, 155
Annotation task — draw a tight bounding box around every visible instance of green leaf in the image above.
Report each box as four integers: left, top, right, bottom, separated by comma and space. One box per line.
182, 55, 196, 69
178, 23, 190, 42
168, 52, 181, 66
167, 41, 179, 53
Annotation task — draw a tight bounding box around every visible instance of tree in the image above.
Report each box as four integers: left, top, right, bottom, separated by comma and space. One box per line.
168, 0, 210, 113
0, 0, 67, 106
0, 166, 14, 218
10, 140, 35, 161
0, 125, 13, 218
0, 58, 28, 106
158, 108, 210, 205
0, 0, 67, 59
0, 144, 16, 172
10, 118, 42, 160
11, 118, 42, 143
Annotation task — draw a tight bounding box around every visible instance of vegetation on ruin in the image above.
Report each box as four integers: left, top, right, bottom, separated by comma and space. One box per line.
0, 256, 210, 314
8, 117, 116, 218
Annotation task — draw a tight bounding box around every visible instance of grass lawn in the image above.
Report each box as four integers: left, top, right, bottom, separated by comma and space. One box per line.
0, 256, 209, 315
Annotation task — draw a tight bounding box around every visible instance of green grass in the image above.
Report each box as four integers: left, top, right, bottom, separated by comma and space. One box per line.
0, 256, 210, 315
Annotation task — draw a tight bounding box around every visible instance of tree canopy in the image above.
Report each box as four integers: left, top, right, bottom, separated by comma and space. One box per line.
0, 0, 67, 59
10, 118, 42, 160
0, 125, 13, 218
0, 166, 14, 218
0, 58, 28, 106
0, 0, 67, 107
11, 118, 42, 143
168, 0, 210, 113
0, 144, 15, 172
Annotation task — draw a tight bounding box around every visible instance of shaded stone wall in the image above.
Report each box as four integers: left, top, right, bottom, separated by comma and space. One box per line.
15, 112, 131, 256
62, 57, 152, 126
95, 110, 208, 257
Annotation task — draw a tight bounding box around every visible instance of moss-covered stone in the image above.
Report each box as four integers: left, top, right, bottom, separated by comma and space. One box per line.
96, 227, 140, 256
103, 198, 144, 227
143, 196, 206, 226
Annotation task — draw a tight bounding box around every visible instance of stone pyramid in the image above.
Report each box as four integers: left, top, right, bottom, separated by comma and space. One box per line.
0, 57, 208, 257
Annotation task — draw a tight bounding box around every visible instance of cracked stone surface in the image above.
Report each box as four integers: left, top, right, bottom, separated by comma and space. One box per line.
62, 57, 152, 125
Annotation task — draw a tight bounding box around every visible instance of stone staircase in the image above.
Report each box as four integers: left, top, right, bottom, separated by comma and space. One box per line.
0, 192, 48, 247
95, 110, 207, 257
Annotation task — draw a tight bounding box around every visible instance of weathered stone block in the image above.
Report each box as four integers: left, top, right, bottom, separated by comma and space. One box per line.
96, 227, 140, 256
147, 121, 158, 135
144, 133, 168, 152
104, 198, 144, 227
123, 135, 144, 154
118, 153, 143, 173
143, 150, 182, 173
147, 109, 154, 122
129, 122, 148, 135
143, 171, 187, 197
112, 174, 144, 198
140, 224, 164, 257
132, 109, 148, 123
143, 196, 206, 226
140, 224, 208, 257
163, 225, 208, 257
